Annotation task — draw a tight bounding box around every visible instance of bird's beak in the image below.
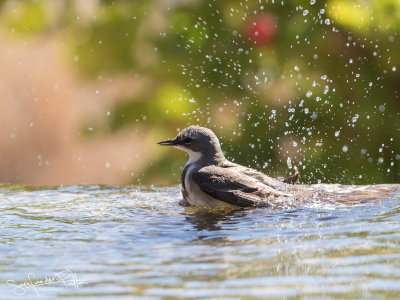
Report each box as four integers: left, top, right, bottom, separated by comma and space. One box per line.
157, 139, 177, 146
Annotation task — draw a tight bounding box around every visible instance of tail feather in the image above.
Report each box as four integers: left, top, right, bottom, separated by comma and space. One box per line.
289, 185, 397, 206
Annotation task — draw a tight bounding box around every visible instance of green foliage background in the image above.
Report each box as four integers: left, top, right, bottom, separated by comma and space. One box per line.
1, 0, 399, 185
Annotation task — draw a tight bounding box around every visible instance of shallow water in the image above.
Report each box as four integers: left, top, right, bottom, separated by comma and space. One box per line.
0, 184, 399, 299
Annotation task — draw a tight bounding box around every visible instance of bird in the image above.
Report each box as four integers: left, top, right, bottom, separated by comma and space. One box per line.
157, 126, 300, 208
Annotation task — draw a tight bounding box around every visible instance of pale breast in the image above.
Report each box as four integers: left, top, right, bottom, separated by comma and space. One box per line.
182, 164, 232, 207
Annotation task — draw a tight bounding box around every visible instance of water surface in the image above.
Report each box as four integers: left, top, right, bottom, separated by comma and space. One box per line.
0, 184, 399, 299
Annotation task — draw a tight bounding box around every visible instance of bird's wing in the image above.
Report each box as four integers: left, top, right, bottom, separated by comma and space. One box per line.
191, 166, 277, 207
219, 160, 289, 185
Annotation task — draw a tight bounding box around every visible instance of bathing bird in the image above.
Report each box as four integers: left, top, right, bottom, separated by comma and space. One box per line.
158, 126, 299, 207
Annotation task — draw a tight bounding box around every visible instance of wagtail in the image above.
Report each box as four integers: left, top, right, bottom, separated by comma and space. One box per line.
158, 126, 299, 208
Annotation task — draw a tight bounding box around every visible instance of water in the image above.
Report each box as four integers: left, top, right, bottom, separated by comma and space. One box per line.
0, 184, 399, 299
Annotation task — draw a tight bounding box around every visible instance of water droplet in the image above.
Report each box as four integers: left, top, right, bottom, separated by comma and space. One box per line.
306, 91, 313, 98
303, 10, 309, 16
287, 157, 292, 169
334, 131, 340, 137
310, 0, 316, 5
342, 145, 348, 152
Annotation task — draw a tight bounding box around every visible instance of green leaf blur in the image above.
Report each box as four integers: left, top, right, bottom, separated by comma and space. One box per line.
1, 0, 399, 185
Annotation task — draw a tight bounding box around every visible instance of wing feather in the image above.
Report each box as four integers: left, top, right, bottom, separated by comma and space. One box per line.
191, 167, 268, 207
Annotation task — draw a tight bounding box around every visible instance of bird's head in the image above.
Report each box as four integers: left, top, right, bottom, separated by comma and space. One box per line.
158, 126, 224, 163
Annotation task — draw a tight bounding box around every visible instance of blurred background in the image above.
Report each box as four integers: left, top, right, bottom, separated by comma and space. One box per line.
0, 0, 399, 186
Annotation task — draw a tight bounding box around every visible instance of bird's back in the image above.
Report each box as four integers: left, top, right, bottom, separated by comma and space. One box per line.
188, 160, 292, 207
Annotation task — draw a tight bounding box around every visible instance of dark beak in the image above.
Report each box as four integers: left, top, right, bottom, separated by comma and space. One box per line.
157, 139, 177, 146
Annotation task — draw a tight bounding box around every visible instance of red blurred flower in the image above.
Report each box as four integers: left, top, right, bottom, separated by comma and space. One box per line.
245, 14, 277, 47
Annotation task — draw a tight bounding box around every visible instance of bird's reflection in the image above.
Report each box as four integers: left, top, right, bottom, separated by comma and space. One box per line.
182, 205, 248, 233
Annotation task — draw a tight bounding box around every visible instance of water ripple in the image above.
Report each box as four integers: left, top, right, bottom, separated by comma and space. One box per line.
0, 184, 399, 299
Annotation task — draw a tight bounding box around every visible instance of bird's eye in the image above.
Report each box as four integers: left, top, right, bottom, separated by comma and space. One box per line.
184, 137, 192, 144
